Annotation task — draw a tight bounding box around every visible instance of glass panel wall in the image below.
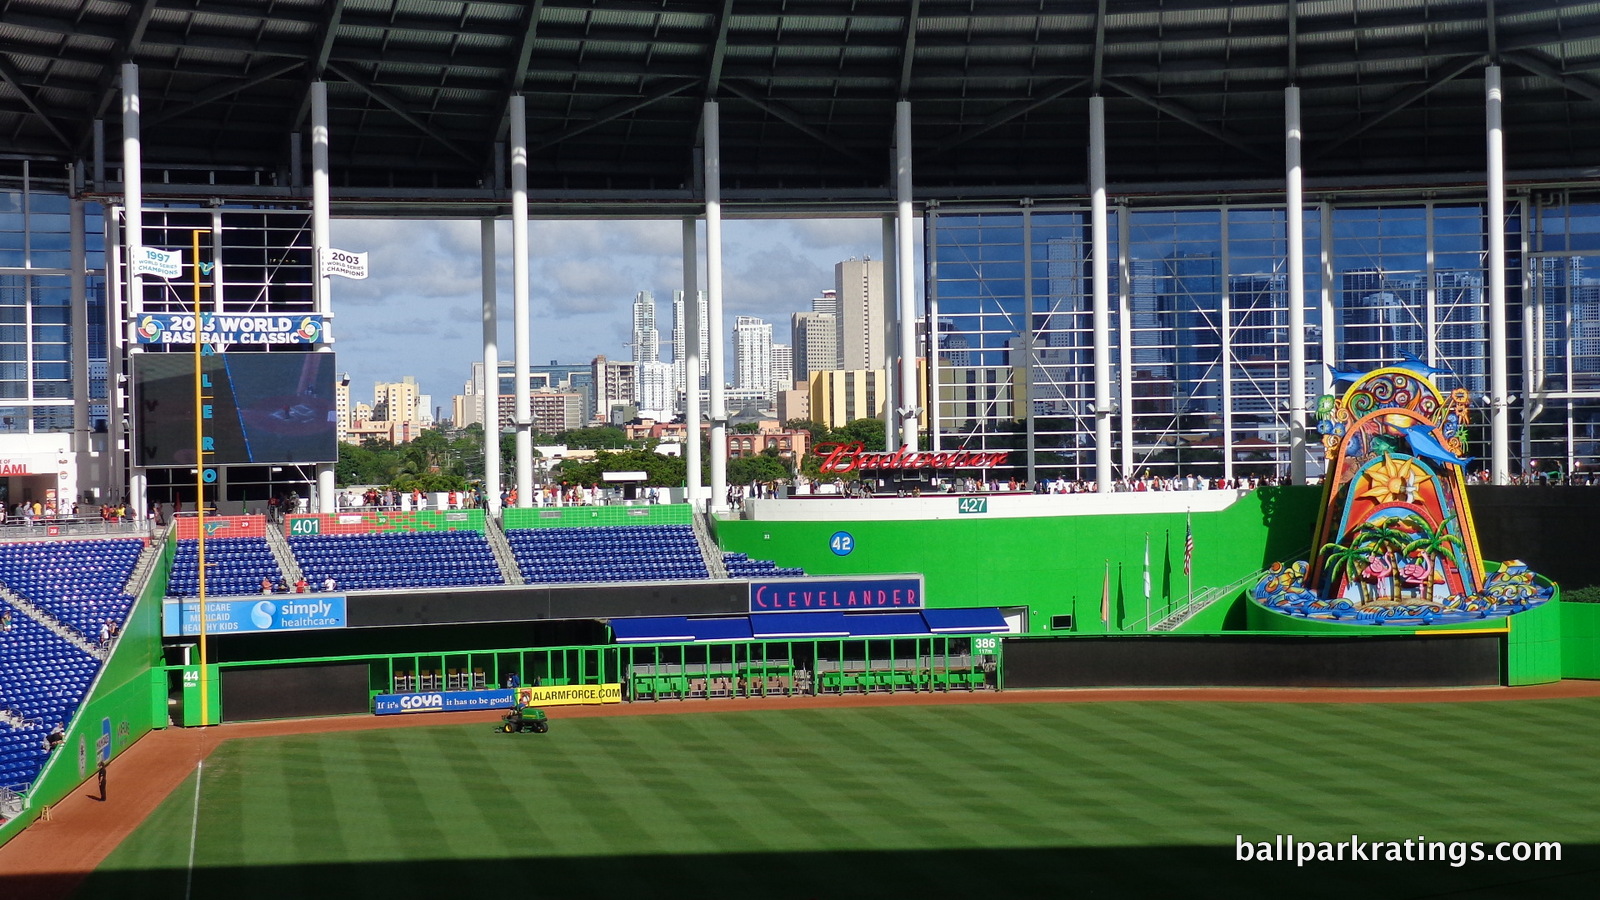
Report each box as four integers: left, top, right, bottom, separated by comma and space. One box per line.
926, 195, 1540, 482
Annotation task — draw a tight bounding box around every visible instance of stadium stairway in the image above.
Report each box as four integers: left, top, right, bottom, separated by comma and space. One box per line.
121, 534, 163, 595
0, 584, 103, 660
484, 517, 526, 586
265, 525, 305, 583
691, 509, 729, 579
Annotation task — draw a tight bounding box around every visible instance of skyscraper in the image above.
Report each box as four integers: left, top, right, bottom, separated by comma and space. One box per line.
671, 289, 709, 405
791, 311, 838, 382
835, 257, 886, 370
771, 343, 794, 399
734, 316, 775, 404
631, 290, 660, 363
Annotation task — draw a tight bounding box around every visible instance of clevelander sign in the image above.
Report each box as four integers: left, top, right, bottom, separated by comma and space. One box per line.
750, 576, 924, 611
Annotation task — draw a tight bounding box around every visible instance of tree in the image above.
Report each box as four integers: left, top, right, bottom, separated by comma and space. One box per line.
556, 449, 686, 487
729, 453, 790, 486
733, 422, 762, 434
559, 426, 628, 449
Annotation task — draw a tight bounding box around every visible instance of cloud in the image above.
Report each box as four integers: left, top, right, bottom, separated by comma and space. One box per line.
324, 216, 923, 414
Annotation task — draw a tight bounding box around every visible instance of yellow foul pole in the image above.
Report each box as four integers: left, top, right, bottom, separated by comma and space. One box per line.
193, 228, 211, 727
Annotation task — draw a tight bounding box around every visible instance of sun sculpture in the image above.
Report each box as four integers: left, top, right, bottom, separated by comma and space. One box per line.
1252, 358, 1552, 625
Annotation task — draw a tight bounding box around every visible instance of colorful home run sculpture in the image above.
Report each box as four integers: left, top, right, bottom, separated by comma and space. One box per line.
1252, 360, 1552, 625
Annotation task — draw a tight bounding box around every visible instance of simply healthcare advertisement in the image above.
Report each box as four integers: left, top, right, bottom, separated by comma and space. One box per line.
161, 595, 347, 636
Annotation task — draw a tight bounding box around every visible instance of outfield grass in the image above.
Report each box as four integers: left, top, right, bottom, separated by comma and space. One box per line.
82, 700, 1600, 899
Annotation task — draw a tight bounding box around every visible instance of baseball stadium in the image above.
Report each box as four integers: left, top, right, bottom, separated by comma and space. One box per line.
4, 2, 1600, 898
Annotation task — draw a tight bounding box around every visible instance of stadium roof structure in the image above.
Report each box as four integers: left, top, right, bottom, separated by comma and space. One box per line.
4, 0, 1600, 215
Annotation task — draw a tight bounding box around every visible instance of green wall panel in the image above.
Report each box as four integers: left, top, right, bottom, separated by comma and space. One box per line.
718, 487, 1322, 635
1506, 595, 1563, 686
1560, 602, 1600, 679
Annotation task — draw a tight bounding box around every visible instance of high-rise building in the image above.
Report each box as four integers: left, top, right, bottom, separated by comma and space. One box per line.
835, 258, 886, 370
373, 376, 422, 424
771, 343, 794, 400
671, 289, 709, 407
631, 290, 660, 363
734, 316, 774, 403
335, 373, 352, 441
636, 361, 676, 420
812, 288, 840, 318
791, 311, 838, 382
592, 355, 638, 422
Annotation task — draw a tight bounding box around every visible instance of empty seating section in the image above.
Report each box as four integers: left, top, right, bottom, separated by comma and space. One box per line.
0, 539, 141, 640
508, 525, 710, 584
289, 531, 502, 591
0, 599, 100, 791
169, 537, 281, 597
723, 552, 805, 578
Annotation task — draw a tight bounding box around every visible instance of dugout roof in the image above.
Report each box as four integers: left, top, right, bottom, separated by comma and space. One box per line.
4, 1, 1600, 214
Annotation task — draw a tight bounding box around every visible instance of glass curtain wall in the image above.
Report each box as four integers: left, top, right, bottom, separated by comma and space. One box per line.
0, 179, 106, 435
928, 197, 1530, 483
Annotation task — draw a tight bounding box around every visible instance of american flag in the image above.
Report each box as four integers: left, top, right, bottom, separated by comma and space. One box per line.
1183, 515, 1194, 577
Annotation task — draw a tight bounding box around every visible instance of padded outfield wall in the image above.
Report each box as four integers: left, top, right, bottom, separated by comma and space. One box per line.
717, 487, 1322, 635
0, 536, 171, 844
717, 488, 1570, 686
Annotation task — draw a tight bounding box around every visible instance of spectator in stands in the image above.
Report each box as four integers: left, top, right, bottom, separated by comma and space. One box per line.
45, 724, 63, 753
276, 578, 291, 594
261, 576, 274, 594
98, 620, 111, 645
323, 576, 336, 592
106, 618, 119, 639
294, 577, 308, 594
267, 495, 281, 523
505, 671, 519, 689
0, 609, 12, 632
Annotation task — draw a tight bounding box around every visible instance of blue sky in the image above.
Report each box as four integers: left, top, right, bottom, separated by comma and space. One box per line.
328, 216, 909, 416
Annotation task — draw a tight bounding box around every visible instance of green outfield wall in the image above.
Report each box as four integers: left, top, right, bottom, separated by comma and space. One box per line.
717, 487, 1322, 636
1560, 602, 1600, 679
0, 536, 172, 844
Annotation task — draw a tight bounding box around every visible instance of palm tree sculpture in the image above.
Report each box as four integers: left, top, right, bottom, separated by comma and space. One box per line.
1401, 514, 1464, 601
1319, 538, 1372, 607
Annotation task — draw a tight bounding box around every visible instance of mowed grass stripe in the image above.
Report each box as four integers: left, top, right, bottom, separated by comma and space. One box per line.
85, 700, 1600, 900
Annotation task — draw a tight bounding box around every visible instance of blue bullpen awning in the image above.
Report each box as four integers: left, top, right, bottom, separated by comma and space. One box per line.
687, 617, 754, 642
750, 611, 850, 639
921, 608, 1010, 634
609, 616, 697, 643
843, 612, 932, 637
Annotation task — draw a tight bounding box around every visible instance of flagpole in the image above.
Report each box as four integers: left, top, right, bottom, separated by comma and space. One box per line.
1185, 510, 1194, 616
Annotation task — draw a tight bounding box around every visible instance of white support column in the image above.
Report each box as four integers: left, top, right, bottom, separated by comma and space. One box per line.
311, 81, 336, 512
683, 217, 704, 505
1486, 65, 1511, 484
1285, 85, 1308, 485
1319, 202, 1335, 399
894, 101, 920, 450
705, 102, 729, 512
122, 62, 147, 518
1220, 208, 1235, 483
1116, 208, 1134, 481
481, 218, 501, 517
511, 96, 534, 506
882, 215, 898, 450
1089, 96, 1112, 493
1022, 210, 1036, 488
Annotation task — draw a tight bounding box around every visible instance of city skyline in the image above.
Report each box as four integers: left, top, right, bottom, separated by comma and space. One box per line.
327, 217, 914, 421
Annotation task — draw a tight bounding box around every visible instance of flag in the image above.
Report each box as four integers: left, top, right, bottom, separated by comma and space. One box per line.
1183, 514, 1194, 577
1142, 532, 1152, 604
1100, 559, 1111, 627
131, 246, 182, 280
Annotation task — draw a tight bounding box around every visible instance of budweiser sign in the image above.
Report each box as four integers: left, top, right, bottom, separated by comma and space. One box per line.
813, 442, 1010, 473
